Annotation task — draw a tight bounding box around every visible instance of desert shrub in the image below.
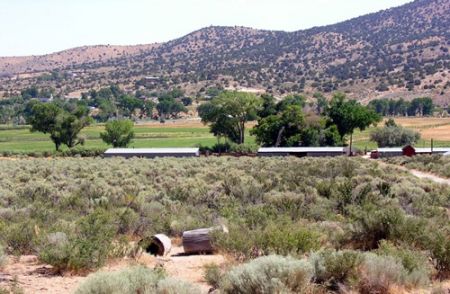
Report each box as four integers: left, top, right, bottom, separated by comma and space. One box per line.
427, 230, 450, 278
377, 240, 432, 283
359, 253, 406, 292
0, 221, 36, 255
220, 255, 313, 294
75, 266, 165, 294
38, 232, 70, 271
0, 243, 7, 268
213, 221, 322, 260
68, 210, 116, 271
309, 250, 363, 290
0, 156, 448, 287
117, 208, 140, 235
203, 263, 223, 289
350, 204, 407, 250
39, 210, 116, 272
75, 266, 199, 294
358, 253, 429, 292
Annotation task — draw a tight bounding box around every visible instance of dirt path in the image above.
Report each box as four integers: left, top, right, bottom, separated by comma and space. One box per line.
407, 169, 450, 185
372, 158, 450, 185
0, 246, 225, 294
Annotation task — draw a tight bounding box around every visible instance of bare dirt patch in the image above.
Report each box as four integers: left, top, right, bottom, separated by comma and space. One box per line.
0, 246, 225, 294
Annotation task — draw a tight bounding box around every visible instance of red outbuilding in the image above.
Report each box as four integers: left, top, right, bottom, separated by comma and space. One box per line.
402, 145, 416, 157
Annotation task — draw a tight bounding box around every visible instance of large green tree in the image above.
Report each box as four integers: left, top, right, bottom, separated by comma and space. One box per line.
252, 105, 305, 147
100, 119, 135, 148
28, 102, 91, 151
326, 93, 381, 154
198, 91, 261, 144
252, 106, 341, 147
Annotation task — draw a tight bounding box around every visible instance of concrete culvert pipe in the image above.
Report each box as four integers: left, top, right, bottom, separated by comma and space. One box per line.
140, 234, 172, 256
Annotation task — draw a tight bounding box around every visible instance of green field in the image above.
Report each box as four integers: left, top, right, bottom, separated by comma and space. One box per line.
0, 122, 256, 152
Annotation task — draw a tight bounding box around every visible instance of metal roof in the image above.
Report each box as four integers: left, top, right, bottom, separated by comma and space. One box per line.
377, 147, 450, 153
258, 147, 345, 153
377, 148, 403, 153
416, 148, 450, 153
104, 148, 199, 154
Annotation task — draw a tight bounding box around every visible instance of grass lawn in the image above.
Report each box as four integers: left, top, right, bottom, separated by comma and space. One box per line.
0, 121, 256, 152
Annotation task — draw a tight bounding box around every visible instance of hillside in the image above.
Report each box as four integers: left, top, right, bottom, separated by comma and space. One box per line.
0, 44, 159, 75
0, 0, 449, 101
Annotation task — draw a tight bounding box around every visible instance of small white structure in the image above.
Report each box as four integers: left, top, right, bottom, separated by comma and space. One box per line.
258, 147, 346, 157
104, 148, 200, 158
416, 148, 450, 154
377, 148, 404, 157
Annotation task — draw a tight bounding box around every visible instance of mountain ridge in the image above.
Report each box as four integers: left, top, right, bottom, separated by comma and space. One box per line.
0, 0, 449, 102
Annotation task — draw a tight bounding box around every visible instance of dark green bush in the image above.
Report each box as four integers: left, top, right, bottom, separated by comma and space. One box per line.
377, 240, 432, 279
310, 250, 363, 290
427, 231, 450, 278
213, 221, 322, 260
350, 204, 406, 250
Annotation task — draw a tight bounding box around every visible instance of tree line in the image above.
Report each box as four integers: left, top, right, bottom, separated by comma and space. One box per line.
368, 97, 434, 117
0, 84, 434, 152
198, 91, 381, 153
0, 85, 193, 125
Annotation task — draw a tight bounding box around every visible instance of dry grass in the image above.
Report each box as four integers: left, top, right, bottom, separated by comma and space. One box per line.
394, 117, 450, 129
392, 117, 450, 141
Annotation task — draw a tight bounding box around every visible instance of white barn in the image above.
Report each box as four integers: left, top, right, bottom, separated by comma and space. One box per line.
104, 148, 200, 158
258, 147, 346, 157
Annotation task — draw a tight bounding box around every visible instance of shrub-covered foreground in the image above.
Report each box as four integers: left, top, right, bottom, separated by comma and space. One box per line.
215, 252, 431, 293
385, 154, 450, 178
0, 157, 448, 290
75, 266, 200, 294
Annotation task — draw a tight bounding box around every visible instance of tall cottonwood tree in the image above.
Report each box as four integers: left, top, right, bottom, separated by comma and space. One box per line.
198, 91, 261, 144
28, 102, 91, 151
326, 93, 380, 154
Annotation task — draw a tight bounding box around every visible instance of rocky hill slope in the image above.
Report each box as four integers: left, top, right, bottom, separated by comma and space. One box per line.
0, 0, 448, 101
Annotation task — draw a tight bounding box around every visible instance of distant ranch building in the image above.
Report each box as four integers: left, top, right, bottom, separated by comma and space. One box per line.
258, 147, 346, 157
376, 146, 450, 158
104, 148, 200, 158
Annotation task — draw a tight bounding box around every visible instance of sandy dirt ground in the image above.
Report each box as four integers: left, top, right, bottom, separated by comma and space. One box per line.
0, 246, 225, 294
